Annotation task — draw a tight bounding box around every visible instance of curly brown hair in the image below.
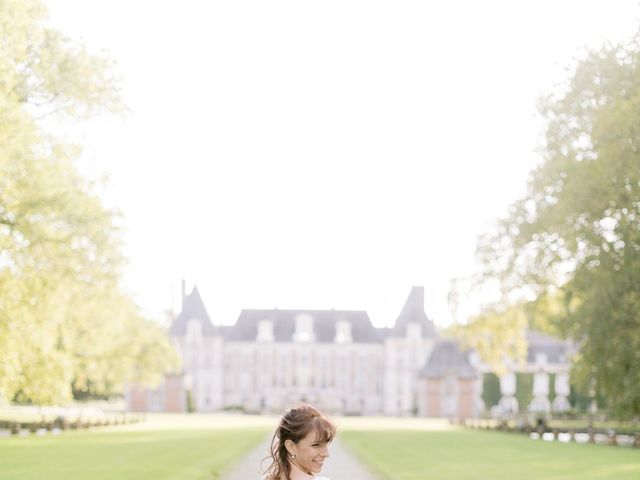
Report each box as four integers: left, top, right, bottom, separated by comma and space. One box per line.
262, 405, 336, 480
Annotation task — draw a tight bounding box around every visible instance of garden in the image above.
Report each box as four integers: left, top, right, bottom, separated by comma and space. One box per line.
2, 414, 638, 479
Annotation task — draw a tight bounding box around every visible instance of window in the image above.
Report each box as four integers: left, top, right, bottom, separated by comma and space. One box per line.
533, 372, 549, 397
334, 321, 352, 343
406, 322, 422, 340
500, 372, 516, 396
294, 314, 314, 342
535, 352, 548, 365
186, 319, 202, 342
257, 319, 274, 342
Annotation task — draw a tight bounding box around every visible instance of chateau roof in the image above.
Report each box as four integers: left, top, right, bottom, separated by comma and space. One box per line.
169, 286, 217, 336
226, 309, 383, 343
390, 286, 437, 338
420, 340, 477, 379
526, 330, 572, 363
376, 326, 391, 339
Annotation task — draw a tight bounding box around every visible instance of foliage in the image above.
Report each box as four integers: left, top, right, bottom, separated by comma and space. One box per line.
515, 373, 534, 412
457, 31, 640, 418
482, 373, 501, 409
0, 0, 178, 404
186, 390, 195, 413
569, 383, 592, 413
449, 304, 528, 375
521, 291, 567, 337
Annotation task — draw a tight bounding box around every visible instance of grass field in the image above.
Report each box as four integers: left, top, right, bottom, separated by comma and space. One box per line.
3, 414, 640, 479
339, 426, 640, 480
0, 414, 272, 480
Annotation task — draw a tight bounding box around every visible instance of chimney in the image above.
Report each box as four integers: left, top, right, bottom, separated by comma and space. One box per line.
181, 279, 186, 309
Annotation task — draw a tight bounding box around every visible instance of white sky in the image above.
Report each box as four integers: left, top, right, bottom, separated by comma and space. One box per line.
46, 0, 639, 328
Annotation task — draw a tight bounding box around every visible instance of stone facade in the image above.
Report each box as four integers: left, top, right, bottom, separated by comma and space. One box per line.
127, 286, 573, 419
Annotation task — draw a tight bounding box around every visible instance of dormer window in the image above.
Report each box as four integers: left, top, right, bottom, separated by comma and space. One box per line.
535, 352, 548, 365
257, 319, 274, 342
186, 319, 202, 342
293, 313, 314, 342
334, 320, 352, 344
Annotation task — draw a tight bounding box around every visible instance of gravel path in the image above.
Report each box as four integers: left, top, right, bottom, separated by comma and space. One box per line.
221, 435, 379, 480
318, 437, 379, 480
220, 433, 271, 480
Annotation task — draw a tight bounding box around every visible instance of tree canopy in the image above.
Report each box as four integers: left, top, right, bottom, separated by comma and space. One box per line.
0, 0, 178, 405
457, 32, 640, 418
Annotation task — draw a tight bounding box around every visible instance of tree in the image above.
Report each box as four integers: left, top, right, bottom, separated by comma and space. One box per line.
448, 304, 528, 376
448, 286, 568, 376
0, 0, 178, 405
466, 32, 640, 418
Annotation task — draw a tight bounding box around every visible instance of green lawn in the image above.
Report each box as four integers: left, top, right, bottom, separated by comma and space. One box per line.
5, 414, 639, 480
340, 428, 640, 480
0, 414, 271, 480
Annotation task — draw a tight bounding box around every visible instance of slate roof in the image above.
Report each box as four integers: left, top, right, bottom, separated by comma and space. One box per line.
226, 309, 383, 343
526, 330, 572, 363
390, 286, 437, 338
169, 286, 218, 336
420, 340, 477, 379
376, 326, 391, 340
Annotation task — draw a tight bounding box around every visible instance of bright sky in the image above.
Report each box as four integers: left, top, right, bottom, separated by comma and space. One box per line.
46, 1, 639, 328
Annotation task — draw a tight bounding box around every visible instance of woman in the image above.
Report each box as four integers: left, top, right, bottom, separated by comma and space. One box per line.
263, 405, 336, 480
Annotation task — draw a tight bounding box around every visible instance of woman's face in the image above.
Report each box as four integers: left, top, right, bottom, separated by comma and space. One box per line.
290, 430, 331, 474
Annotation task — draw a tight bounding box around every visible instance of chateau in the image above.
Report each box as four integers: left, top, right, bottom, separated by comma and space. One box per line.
127, 286, 573, 418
